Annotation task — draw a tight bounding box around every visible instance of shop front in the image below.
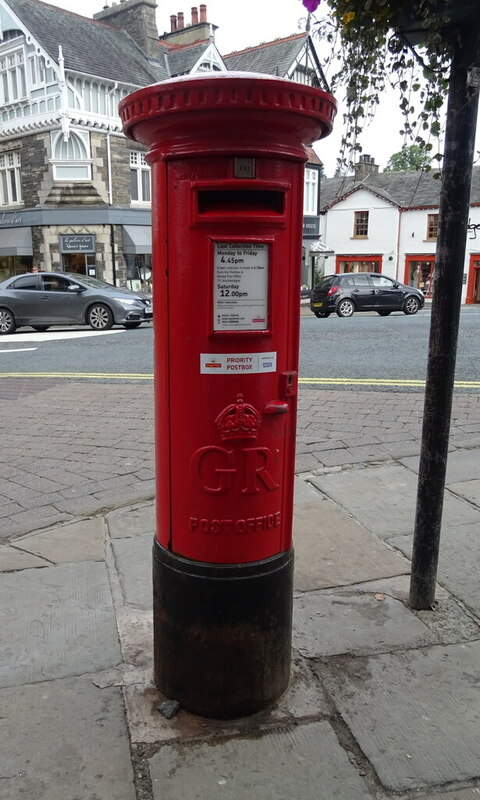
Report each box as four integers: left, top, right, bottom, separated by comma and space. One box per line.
122, 225, 152, 292
0, 225, 33, 280
59, 234, 97, 276
336, 254, 382, 274
405, 254, 435, 296
466, 254, 480, 303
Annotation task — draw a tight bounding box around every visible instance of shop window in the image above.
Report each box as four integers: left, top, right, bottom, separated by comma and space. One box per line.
51, 130, 92, 180
130, 151, 151, 204
126, 254, 152, 292
304, 168, 319, 215
426, 214, 439, 240
353, 211, 369, 237
408, 259, 434, 295
338, 258, 380, 273
0, 151, 22, 206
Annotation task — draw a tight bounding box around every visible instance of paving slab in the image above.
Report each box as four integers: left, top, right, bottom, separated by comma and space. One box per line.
13, 517, 105, 563
310, 464, 480, 538
0, 544, 50, 571
124, 658, 331, 745
0, 676, 136, 800
449, 478, 480, 507
429, 790, 480, 799
106, 501, 156, 539
389, 521, 480, 616
111, 531, 152, 609
293, 590, 434, 657
0, 561, 121, 688
293, 475, 323, 504
293, 500, 409, 591
321, 640, 480, 792
148, 720, 373, 800
401, 449, 480, 483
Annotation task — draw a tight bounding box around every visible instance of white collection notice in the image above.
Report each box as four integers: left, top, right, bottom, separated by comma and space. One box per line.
214, 242, 269, 331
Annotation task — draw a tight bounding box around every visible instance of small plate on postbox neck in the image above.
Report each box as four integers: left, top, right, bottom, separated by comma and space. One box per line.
234, 157, 256, 179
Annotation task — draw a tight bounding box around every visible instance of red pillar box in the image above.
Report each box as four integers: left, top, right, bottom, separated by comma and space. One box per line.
120, 74, 336, 718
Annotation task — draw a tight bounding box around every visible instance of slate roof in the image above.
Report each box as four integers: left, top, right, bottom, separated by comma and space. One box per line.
5, 0, 169, 86
321, 166, 480, 211
223, 33, 309, 78
165, 40, 215, 77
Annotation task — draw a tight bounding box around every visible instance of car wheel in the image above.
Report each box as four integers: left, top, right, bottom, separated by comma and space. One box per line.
87, 303, 114, 330
377, 310, 391, 316
32, 325, 50, 331
123, 321, 142, 329
403, 296, 420, 315
0, 307, 16, 334
314, 311, 330, 318
336, 299, 355, 318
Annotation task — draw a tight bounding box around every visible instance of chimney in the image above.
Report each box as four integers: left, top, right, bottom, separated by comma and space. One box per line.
354, 154, 379, 182
170, 13, 177, 30
93, 0, 161, 58
159, 2, 216, 45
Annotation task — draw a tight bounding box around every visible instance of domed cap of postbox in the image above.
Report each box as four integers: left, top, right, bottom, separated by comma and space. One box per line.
119, 72, 337, 160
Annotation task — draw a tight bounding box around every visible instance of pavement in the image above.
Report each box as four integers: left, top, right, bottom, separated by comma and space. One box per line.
1, 379, 480, 799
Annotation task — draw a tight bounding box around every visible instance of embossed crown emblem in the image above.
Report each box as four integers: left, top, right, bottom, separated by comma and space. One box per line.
215, 393, 262, 441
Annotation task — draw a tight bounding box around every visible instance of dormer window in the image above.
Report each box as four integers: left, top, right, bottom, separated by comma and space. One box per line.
2, 29, 23, 42
198, 61, 221, 71
50, 130, 92, 181
0, 49, 26, 103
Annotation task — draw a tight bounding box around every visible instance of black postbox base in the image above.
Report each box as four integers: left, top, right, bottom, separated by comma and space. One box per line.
152, 539, 294, 719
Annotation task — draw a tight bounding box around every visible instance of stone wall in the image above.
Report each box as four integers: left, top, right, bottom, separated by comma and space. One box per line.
20, 134, 50, 208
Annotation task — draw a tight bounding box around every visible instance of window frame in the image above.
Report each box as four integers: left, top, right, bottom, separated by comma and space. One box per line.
353, 210, 369, 238
130, 150, 151, 204
426, 213, 439, 241
0, 150, 22, 206
50, 130, 92, 182
0, 47, 27, 105
303, 165, 320, 216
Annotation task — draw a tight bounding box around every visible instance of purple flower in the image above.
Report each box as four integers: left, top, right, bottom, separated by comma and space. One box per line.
303, 0, 321, 11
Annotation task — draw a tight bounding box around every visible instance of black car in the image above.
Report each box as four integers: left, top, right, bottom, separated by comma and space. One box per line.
0, 272, 153, 334
310, 272, 425, 318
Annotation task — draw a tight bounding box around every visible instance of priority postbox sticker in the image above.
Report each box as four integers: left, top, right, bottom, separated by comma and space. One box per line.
200, 352, 276, 374
213, 242, 269, 331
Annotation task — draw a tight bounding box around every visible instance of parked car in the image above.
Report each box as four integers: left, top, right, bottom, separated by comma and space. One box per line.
310, 273, 425, 318
0, 272, 153, 334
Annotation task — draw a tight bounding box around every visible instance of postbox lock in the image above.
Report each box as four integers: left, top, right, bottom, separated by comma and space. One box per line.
281, 371, 298, 398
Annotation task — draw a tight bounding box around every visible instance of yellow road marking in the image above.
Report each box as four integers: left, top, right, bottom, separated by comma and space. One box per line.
299, 378, 480, 388
0, 373, 478, 389
0, 372, 154, 380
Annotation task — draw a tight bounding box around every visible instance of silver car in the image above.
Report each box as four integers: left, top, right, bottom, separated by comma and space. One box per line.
0, 272, 153, 334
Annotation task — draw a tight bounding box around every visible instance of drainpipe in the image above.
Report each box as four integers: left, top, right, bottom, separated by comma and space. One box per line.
107, 83, 118, 285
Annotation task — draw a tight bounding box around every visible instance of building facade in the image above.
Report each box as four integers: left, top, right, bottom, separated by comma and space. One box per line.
320, 155, 480, 304
0, 0, 327, 291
